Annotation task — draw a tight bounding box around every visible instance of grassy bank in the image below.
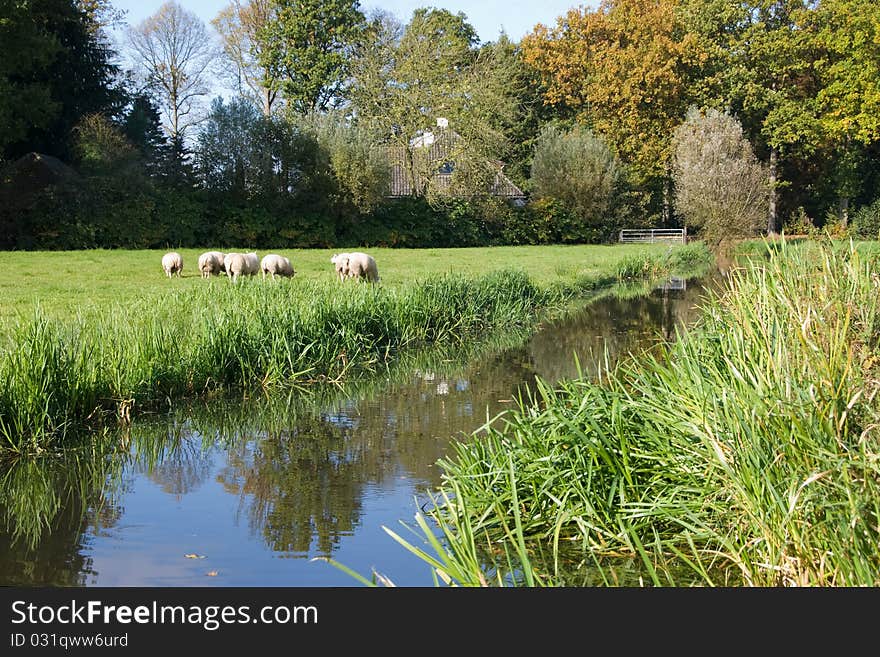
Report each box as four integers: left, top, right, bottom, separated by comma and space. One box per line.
378, 238, 880, 586
0, 243, 712, 453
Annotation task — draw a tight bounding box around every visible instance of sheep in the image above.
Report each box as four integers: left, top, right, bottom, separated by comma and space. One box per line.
161, 251, 183, 278
340, 251, 380, 283
227, 251, 260, 283
260, 254, 295, 280
197, 251, 225, 278
223, 252, 239, 276
330, 253, 350, 282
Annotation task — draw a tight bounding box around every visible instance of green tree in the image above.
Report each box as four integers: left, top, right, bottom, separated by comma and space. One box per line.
258, 0, 366, 116
350, 8, 516, 204
0, 0, 124, 162
805, 0, 880, 224
529, 124, 622, 229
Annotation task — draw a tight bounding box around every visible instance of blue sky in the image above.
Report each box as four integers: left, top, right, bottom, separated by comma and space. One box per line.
110, 0, 592, 44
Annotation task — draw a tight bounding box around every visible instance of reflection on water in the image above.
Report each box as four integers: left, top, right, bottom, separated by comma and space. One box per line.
0, 276, 717, 586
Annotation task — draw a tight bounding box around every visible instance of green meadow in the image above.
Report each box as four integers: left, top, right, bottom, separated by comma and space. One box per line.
0, 243, 694, 325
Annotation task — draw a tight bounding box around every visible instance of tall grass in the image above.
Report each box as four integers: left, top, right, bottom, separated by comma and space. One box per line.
399, 238, 880, 586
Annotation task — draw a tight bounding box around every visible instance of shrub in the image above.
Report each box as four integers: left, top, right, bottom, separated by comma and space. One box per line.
850, 198, 880, 240
672, 107, 768, 248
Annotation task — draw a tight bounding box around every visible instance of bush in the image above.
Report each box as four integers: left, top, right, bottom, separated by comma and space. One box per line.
529, 124, 621, 230
850, 198, 880, 240
672, 107, 769, 247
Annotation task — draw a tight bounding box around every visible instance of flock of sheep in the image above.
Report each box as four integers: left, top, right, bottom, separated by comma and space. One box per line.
160, 250, 380, 284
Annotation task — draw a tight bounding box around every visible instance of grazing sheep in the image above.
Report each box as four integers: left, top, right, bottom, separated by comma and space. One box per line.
198, 251, 225, 278
223, 252, 239, 275
228, 251, 260, 283
162, 251, 183, 278
330, 253, 350, 282
341, 251, 380, 283
261, 254, 295, 280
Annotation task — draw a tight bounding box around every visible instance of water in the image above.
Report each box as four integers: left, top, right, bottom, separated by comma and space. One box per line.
0, 277, 715, 587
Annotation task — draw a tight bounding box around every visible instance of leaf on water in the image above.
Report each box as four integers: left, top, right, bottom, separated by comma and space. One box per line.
184, 553, 207, 559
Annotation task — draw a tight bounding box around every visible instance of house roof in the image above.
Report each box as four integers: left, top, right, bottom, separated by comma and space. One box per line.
386, 128, 525, 199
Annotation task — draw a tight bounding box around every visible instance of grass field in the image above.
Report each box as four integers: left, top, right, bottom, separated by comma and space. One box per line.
0, 243, 688, 325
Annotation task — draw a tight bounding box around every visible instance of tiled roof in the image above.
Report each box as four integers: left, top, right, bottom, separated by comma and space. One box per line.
386, 130, 525, 199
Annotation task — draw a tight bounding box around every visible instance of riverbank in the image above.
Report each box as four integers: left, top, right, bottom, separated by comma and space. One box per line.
380, 238, 880, 586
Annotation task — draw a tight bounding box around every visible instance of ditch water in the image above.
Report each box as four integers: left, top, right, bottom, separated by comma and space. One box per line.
0, 275, 718, 587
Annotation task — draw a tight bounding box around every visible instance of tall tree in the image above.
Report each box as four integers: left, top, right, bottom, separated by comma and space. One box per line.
0, 0, 124, 161
126, 1, 219, 141
351, 8, 516, 201
521, 0, 704, 223
212, 0, 280, 115
805, 0, 880, 224
258, 0, 366, 116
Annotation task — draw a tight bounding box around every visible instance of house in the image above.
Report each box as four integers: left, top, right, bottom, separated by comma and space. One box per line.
386, 118, 526, 203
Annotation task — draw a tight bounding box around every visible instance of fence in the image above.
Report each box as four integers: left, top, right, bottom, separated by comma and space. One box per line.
619, 228, 687, 244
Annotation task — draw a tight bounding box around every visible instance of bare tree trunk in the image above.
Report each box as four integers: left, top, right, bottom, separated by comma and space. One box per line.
263, 87, 272, 116
768, 147, 778, 235
839, 196, 849, 228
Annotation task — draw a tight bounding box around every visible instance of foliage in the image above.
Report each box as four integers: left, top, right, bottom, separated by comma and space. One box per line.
0, 0, 124, 162
521, 0, 703, 191
671, 107, 768, 247
850, 198, 880, 240
782, 206, 819, 236
529, 124, 621, 229
349, 8, 517, 204
298, 112, 391, 214
258, 0, 366, 116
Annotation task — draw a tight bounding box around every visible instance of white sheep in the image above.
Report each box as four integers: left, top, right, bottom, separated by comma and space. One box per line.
339, 251, 380, 283
227, 251, 260, 283
330, 253, 350, 282
223, 252, 239, 276
161, 251, 183, 278
197, 251, 225, 278
261, 254, 295, 280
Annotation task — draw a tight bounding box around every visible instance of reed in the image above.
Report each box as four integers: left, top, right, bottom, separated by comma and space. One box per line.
412, 238, 880, 586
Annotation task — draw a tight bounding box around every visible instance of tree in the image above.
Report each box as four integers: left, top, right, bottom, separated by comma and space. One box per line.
521, 0, 704, 222
258, 0, 366, 116
127, 1, 219, 141
529, 124, 622, 228
212, 0, 280, 115
1, 0, 124, 162
350, 8, 517, 203
804, 0, 880, 224
671, 107, 768, 247
681, 0, 820, 234
301, 112, 391, 214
